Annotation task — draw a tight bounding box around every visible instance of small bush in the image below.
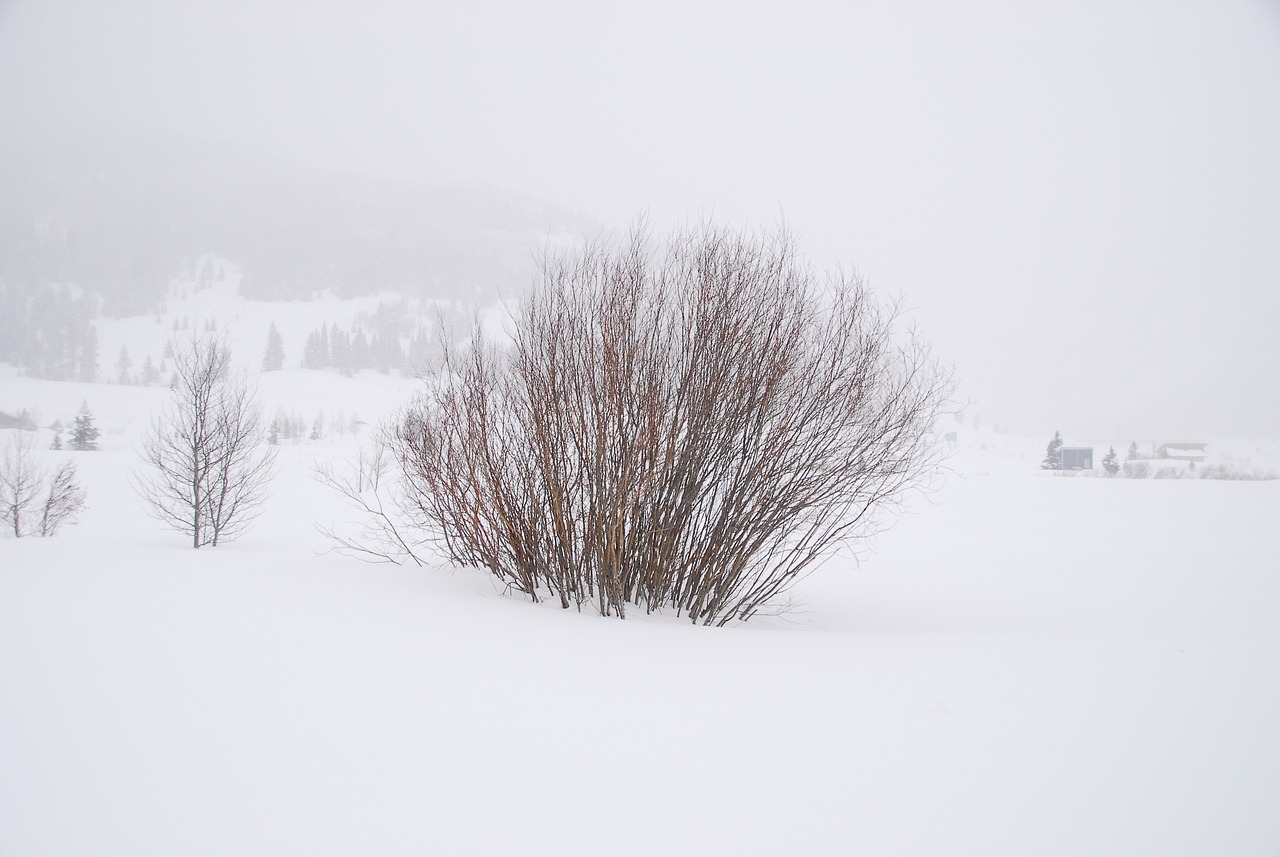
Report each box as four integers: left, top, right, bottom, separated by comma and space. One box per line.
1125, 461, 1152, 479
1122, 459, 1276, 481
1197, 462, 1278, 481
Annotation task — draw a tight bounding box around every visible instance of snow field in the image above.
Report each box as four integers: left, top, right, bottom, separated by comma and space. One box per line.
1, 366, 1278, 855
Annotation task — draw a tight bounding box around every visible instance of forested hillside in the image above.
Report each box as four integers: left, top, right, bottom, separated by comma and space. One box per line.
0, 125, 592, 379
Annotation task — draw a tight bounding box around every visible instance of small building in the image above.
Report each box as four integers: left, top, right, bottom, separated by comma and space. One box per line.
1157, 442, 1208, 463
1060, 446, 1093, 470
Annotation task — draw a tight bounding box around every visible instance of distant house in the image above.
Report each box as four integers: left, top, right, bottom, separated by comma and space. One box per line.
1157, 442, 1208, 463
1060, 446, 1093, 470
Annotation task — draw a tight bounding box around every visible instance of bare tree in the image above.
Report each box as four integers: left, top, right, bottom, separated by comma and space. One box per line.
135, 333, 277, 547
390, 223, 953, 625
2, 429, 87, 538
1, 430, 43, 537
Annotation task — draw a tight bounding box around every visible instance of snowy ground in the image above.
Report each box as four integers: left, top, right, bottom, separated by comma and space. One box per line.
2, 368, 1279, 856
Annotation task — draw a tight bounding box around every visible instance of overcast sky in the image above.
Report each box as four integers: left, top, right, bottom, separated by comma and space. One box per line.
2, 0, 1278, 439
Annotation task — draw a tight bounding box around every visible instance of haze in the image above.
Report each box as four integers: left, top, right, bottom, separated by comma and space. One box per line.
3, 0, 1278, 438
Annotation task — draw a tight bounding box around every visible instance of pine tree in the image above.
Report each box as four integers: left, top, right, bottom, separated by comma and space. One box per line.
262, 322, 286, 372
303, 330, 325, 369
141, 355, 161, 386
78, 325, 99, 382
71, 401, 100, 451
116, 346, 133, 385
1126, 440, 1139, 461
408, 324, 434, 370
1040, 430, 1064, 470
351, 329, 371, 371
330, 328, 353, 376
1102, 445, 1120, 476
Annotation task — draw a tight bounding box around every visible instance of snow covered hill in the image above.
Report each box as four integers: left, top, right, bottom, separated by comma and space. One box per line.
2, 356, 1279, 856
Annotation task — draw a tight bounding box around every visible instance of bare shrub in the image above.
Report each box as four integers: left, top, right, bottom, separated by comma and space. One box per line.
389, 224, 952, 625
39, 460, 87, 536
1153, 465, 1188, 480
314, 434, 425, 565
1125, 461, 1152, 479
1193, 462, 1277, 481
135, 334, 277, 547
1, 430, 86, 537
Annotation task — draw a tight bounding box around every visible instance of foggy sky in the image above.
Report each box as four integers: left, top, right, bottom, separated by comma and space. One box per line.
3, 0, 1278, 438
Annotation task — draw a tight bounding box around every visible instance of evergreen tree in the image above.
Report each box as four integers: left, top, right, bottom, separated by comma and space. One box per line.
71, 401, 100, 451
408, 324, 434, 370
1040, 430, 1064, 470
351, 329, 371, 371
330, 328, 353, 376
372, 331, 405, 374
1102, 446, 1120, 477
262, 322, 286, 372
116, 346, 133, 385
303, 329, 325, 369
141, 355, 161, 386
1126, 440, 1139, 461
50, 432, 63, 450
78, 325, 99, 383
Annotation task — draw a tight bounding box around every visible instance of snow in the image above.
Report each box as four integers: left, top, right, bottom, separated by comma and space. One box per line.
2, 370, 1279, 856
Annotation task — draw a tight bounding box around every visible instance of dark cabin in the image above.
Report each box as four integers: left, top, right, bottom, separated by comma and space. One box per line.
1060, 446, 1093, 471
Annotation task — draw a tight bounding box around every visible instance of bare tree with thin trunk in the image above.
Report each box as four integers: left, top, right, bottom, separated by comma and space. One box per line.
2, 430, 44, 538
389, 223, 953, 625
135, 333, 277, 547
